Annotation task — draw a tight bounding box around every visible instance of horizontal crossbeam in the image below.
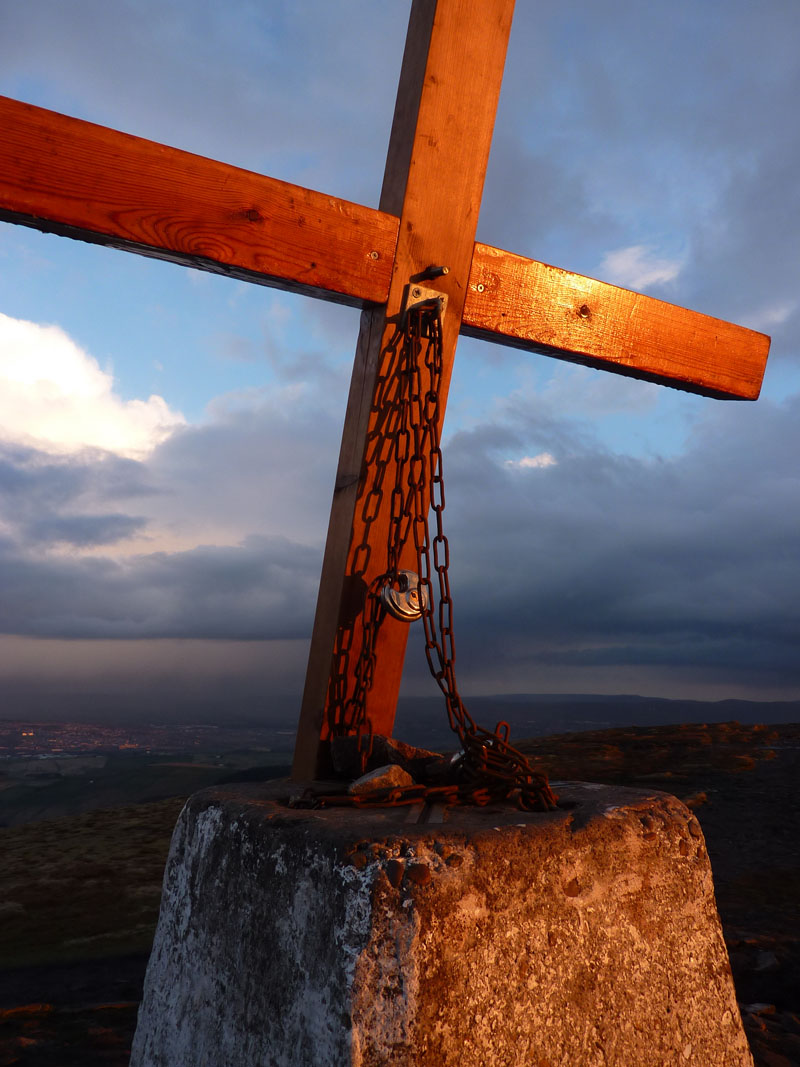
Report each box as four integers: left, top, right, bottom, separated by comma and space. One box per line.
0, 95, 769, 400
465, 245, 768, 401
0, 95, 396, 306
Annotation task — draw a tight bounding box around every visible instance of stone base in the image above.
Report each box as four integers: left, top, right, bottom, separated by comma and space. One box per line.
130, 780, 752, 1067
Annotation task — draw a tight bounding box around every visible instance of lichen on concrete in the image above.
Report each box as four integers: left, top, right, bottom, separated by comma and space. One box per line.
131, 797, 378, 1066
131, 780, 752, 1067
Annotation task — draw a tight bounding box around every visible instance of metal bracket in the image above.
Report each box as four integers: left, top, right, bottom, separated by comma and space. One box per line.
402, 283, 448, 325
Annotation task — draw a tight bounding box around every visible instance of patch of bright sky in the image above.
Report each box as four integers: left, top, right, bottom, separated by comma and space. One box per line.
759, 354, 800, 404
0, 222, 356, 423
1, 75, 88, 126
0, 220, 739, 464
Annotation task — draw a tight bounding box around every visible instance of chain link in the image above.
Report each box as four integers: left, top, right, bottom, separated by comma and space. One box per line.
323, 295, 557, 812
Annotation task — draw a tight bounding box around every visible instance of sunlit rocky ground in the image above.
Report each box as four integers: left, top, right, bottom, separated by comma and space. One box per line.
1, 722, 798, 1066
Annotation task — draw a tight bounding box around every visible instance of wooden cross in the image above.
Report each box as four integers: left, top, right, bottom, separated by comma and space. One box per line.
0, 0, 770, 781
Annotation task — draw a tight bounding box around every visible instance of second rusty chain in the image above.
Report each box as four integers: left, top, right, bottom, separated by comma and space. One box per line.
393, 297, 557, 812
321, 283, 557, 813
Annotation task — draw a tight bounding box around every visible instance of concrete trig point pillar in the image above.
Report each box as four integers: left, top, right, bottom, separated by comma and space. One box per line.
130, 779, 752, 1067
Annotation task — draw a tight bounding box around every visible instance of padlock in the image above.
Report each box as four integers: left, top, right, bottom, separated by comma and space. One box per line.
381, 570, 429, 622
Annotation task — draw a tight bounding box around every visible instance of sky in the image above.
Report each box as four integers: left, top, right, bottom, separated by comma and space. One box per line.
0, 0, 799, 727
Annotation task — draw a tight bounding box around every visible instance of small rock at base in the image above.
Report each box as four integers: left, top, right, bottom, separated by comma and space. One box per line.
406, 863, 432, 886
348, 764, 414, 795
385, 859, 405, 887
332, 734, 442, 779
743, 1003, 777, 1015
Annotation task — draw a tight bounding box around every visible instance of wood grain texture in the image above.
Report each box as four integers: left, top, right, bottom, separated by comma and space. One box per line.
292, 0, 516, 778
0, 97, 769, 399
0, 95, 396, 306
464, 245, 770, 400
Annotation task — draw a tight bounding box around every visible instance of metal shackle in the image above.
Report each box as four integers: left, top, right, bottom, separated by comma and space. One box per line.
381, 570, 428, 622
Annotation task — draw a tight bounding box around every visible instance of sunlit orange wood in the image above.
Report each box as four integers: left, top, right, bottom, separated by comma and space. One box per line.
464, 245, 769, 400
0, 95, 396, 307
0, 96, 769, 400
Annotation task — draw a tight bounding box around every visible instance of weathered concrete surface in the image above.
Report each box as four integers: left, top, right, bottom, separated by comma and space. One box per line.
130, 781, 752, 1067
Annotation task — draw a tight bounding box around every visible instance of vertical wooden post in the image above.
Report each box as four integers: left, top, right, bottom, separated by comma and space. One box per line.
292, 0, 516, 779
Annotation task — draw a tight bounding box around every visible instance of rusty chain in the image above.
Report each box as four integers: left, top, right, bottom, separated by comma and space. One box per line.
325, 321, 409, 755
319, 292, 557, 813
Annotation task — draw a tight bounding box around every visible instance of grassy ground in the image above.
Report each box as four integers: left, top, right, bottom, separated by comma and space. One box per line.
0, 798, 185, 1066
1, 722, 798, 1066
0, 798, 186, 971
0, 750, 291, 829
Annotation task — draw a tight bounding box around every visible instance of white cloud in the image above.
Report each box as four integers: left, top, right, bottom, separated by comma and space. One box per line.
0, 313, 185, 457
505, 452, 557, 470
740, 300, 797, 332
599, 245, 683, 292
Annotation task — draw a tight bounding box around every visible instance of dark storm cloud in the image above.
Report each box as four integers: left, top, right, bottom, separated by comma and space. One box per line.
25, 513, 146, 547
0, 442, 152, 545
148, 381, 343, 545
0, 386, 338, 639
434, 390, 800, 689
0, 442, 156, 502
0, 380, 796, 693
680, 129, 800, 345
0, 533, 318, 639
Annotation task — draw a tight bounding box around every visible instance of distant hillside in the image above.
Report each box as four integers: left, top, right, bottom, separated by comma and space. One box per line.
2, 680, 797, 739
393, 693, 800, 750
